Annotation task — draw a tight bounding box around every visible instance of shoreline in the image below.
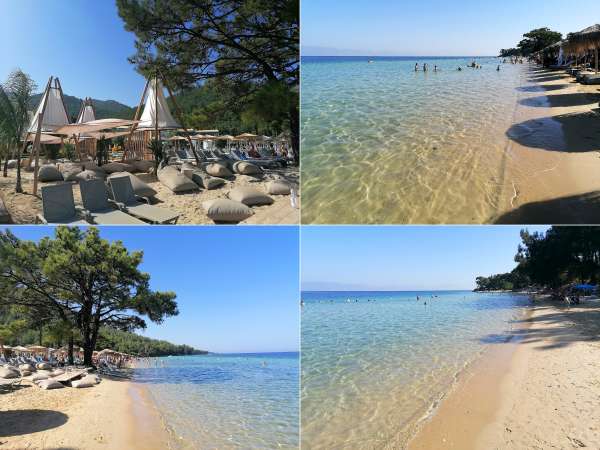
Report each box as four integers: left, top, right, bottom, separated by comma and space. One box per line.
408, 297, 600, 449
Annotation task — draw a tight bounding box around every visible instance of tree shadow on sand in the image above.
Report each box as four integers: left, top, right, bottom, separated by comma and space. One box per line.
519, 93, 600, 108
506, 110, 600, 152
480, 301, 600, 350
492, 190, 600, 224
516, 84, 571, 93
0, 409, 68, 437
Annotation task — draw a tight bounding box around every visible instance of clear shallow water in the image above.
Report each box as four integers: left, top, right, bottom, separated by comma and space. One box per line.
301, 56, 529, 224
134, 353, 299, 449
301, 290, 529, 449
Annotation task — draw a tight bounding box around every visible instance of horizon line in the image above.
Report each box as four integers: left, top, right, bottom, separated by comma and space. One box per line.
301, 288, 473, 292
301, 54, 499, 58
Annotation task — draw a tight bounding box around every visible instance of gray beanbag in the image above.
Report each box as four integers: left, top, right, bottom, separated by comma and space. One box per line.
101, 162, 135, 174
157, 166, 198, 193
233, 161, 261, 175
266, 180, 291, 195
20, 370, 32, 377
38, 379, 64, 390
51, 369, 65, 376
29, 373, 49, 382
108, 172, 157, 198
36, 362, 52, 370
0, 367, 20, 379
205, 163, 233, 178
19, 363, 35, 372
181, 165, 225, 190
76, 169, 106, 182
203, 199, 254, 223
38, 164, 64, 182
125, 160, 155, 173
6, 160, 17, 169
83, 161, 104, 172
228, 187, 274, 206
60, 163, 84, 181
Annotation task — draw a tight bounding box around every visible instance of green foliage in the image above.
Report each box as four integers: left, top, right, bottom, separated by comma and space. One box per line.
97, 328, 207, 357
518, 28, 562, 56
28, 93, 135, 120
475, 269, 530, 292
499, 48, 521, 57
147, 139, 164, 168
95, 138, 109, 166
476, 227, 600, 292
61, 142, 75, 161
0, 227, 180, 365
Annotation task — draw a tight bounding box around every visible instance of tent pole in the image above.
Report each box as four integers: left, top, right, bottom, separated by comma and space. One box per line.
31, 113, 44, 195
123, 78, 150, 161
154, 74, 159, 145
160, 70, 201, 166
26, 77, 53, 169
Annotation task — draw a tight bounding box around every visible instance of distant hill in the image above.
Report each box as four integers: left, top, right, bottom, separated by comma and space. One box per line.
28, 93, 136, 121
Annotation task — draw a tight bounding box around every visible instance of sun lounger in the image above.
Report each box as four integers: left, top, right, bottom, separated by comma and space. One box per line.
52, 369, 88, 384
36, 183, 91, 224
79, 179, 145, 225
230, 149, 284, 168
108, 175, 180, 224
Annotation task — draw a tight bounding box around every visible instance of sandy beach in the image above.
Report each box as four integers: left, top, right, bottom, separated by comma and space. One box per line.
0, 376, 169, 450
494, 65, 600, 223
0, 165, 299, 225
409, 297, 600, 450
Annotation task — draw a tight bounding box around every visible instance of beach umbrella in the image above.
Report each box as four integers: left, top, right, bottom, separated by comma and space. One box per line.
566, 24, 600, 71
235, 133, 259, 140
167, 135, 188, 141
12, 346, 30, 352
97, 348, 116, 356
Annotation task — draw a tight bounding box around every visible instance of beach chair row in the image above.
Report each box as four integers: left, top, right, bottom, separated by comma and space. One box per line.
35, 175, 180, 225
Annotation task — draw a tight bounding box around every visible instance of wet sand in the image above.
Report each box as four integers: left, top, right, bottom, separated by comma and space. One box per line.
0, 165, 299, 225
494, 66, 600, 223
0, 377, 169, 450
409, 297, 600, 450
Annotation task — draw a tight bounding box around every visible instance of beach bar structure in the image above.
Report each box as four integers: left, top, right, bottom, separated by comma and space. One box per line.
565, 24, 600, 73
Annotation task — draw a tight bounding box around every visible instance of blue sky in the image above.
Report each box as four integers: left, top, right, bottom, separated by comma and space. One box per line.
2, 226, 300, 354
302, 0, 600, 56
0, 1, 144, 105
301, 226, 550, 291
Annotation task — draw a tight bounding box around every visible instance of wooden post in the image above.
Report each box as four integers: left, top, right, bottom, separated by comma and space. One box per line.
32, 113, 44, 195
123, 78, 150, 161
160, 70, 202, 166
596, 47, 599, 73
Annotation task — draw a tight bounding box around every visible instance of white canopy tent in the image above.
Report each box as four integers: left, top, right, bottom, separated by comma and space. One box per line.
27, 78, 70, 134
76, 97, 96, 124
136, 78, 180, 130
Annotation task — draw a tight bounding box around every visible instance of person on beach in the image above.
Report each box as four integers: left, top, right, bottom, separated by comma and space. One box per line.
457, 66, 462, 71
415, 63, 419, 71
434, 65, 438, 72
423, 63, 428, 72
497, 65, 501, 71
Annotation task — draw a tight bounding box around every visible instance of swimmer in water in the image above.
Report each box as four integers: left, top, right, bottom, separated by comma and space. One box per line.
497, 65, 501, 71
415, 63, 419, 72
434, 65, 438, 72
423, 63, 428, 72
458, 66, 463, 71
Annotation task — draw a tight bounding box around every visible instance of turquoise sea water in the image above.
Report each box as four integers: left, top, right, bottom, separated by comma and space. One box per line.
301, 56, 529, 224
134, 352, 299, 449
301, 290, 529, 449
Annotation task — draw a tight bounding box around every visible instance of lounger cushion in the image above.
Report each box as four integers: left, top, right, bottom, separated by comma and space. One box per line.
29, 373, 49, 382
38, 379, 64, 390
0, 367, 19, 379
228, 187, 274, 206
157, 166, 198, 192
101, 162, 135, 174
266, 180, 291, 195
203, 199, 254, 223
108, 172, 157, 198
71, 378, 95, 388
233, 161, 261, 175
37, 362, 52, 370
205, 163, 233, 178
19, 364, 35, 372
125, 160, 155, 173
38, 164, 64, 182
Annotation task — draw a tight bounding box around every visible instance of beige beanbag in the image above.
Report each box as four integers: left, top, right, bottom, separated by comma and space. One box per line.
228, 187, 274, 206
157, 166, 198, 193
0, 367, 20, 379
181, 166, 226, 190
83, 161, 104, 172
19, 363, 35, 372
266, 180, 291, 195
71, 378, 95, 388
81, 374, 100, 385
6, 160, 17, 169
37, 362, 52, 370
51, 369, 65, 376
76, 169, 106, 182
108, 172, 157, 198
60, 163, 84, 181
38, 164, 64, 182
233, 161, 261, 175
203, 199, 254, 223
29, 373, 49, 382
101, 162, 135, 174
125, 160, 155, 173
205, 163, 233, 178
20, 370, 32, 377
38, 379, 64, 390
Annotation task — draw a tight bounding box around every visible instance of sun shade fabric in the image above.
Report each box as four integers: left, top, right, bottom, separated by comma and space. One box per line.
137, 78, 181, 130
28, 85, 69, 133
53, 119, 138, 136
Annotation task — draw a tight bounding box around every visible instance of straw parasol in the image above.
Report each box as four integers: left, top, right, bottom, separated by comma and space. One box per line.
97, 348, 116, 356
27, 345, 47, 351
565, 24, 600, 71
167, 135, 188, 141
235, 133, 259, 140
12, 346, 30, 352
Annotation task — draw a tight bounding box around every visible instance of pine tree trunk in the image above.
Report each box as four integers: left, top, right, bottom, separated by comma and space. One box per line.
289, 104, 299, 166
68, 333, 74, 365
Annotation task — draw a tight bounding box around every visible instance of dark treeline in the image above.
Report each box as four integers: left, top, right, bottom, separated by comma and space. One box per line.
499, 27, 562, 57
476, 227, 600, 292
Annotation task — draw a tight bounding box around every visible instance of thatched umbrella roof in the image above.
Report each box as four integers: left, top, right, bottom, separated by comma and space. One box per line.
27, 345, 47, 351
565, 24, 600, 54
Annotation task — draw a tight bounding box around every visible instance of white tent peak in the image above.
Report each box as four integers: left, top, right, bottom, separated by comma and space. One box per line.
137, 78, 180, 130
77, 97, 96, 123
27, 77, 70, 133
